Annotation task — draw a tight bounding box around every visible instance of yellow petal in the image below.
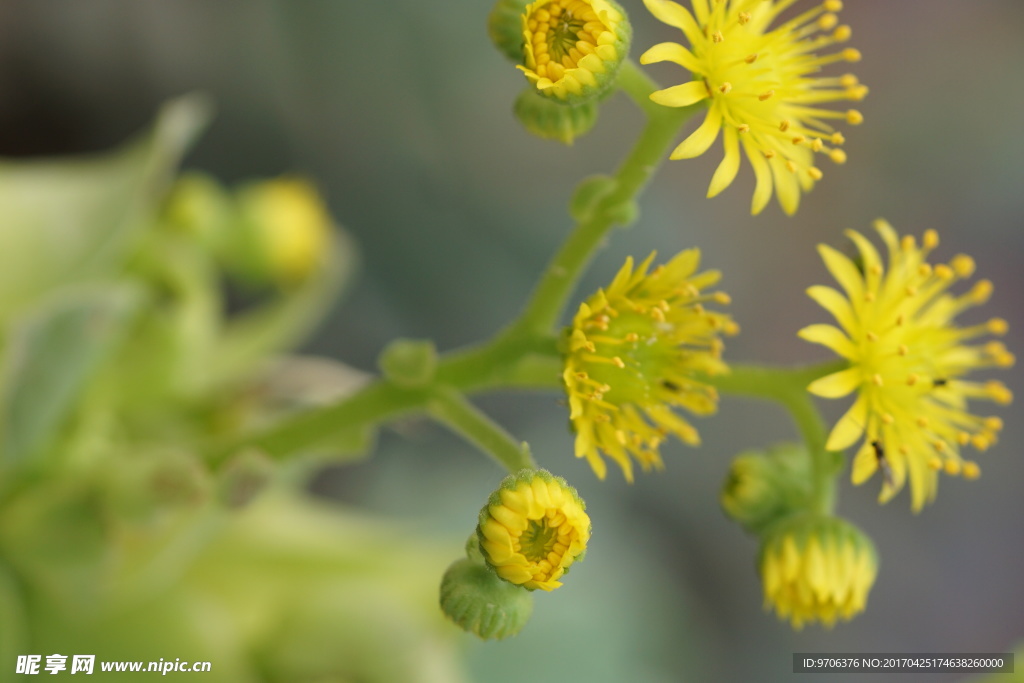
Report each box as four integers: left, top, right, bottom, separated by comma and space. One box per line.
745, 144, 773, 215
642, 0, 703, 44
850, 441, 878, 485
797, 324, 857, 360
650, 81, 710, 108
670, 111, 722, 159
872, 218, 899, 258
489, 504, 529, 532
664, 248, 700, 280
817, 244, 865, 303
906, 445, 935, 513
707, 125, 740, 198
825, 394, 868, 451
607, 256, 635, 293
770, 155, 800, 216
806, 285, 856, 332
807, 367, 861, 398
639, 42, 703, 74
844, 229, 882, 289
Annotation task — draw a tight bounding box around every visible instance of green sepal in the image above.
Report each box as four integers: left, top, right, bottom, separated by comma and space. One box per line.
439, 558, 534, 640
488, 0, 532, 62
514, 88, 599, 145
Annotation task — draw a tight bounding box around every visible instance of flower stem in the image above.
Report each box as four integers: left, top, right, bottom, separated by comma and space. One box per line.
709, 361, 847, 514
207, 62, 707, 470
428, 388, 537, 472
207, 337, 563, 464
511, 59, 700, 336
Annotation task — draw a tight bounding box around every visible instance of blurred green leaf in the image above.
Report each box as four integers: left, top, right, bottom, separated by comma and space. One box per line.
0, 285, 142, 465
0, 95, 211, 322
0, 564, 28, 671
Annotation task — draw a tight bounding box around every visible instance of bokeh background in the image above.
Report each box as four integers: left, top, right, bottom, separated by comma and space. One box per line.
1, 1, 1021, 681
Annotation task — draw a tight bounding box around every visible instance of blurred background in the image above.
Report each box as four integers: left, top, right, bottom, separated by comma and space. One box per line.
0, 0, 1021, 681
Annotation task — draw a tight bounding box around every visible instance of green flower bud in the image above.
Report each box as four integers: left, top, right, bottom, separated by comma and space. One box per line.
488, 0, 532, 62
439, 558, 534, 640
720, 443, 813, 534
160, 172, 232, 248
758, 513, 878, 630
517, 0, 632, 104
378, 338, 438, 388
514, 88, 598, 145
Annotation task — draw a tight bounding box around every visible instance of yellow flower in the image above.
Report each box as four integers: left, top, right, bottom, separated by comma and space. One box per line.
477, 470, 591, 591
240, 178, 332, 285
518, 0, 631, 103
640, 0, 866, 215
800, 220, 1014, 510
563, 250, 737, 481
760, 514, 877, 629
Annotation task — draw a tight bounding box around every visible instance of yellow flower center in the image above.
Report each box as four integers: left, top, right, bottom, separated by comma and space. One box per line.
517, 512, 570, 567
525, 0, 607, 81
580, 309, 676, 406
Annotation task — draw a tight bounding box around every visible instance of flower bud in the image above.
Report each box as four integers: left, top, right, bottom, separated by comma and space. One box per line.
720, 443, 813, 534
477, 469, 590, 591
235, 177, 333, 286
439, 558, 534, 640
378, 338, 438, 388
517, 0, 632, 104
513, 88, 598, 145
160, 172, 232, 248
758, 513, 878, 629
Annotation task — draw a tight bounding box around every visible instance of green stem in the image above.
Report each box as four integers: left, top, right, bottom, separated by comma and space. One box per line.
511, 59, 701, 336
709, 361, 847, 514
428, 388, 537, 472
208, 337, 564, 463
211, 62, 698, 465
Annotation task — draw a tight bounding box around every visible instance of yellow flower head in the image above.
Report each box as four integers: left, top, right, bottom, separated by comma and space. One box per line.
477, 469, 591, 591
563, 250, 737, 482
760, 514, 877, 629
518, 0, 632, 103
641, 0, 866, 215
240, 178, 332, 285
800, 220, 1014, 511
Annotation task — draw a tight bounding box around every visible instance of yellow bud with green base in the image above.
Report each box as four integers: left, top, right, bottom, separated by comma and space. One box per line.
758, 513, 878, 630
476, 469, 590, 592
234, 177, 334, 287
